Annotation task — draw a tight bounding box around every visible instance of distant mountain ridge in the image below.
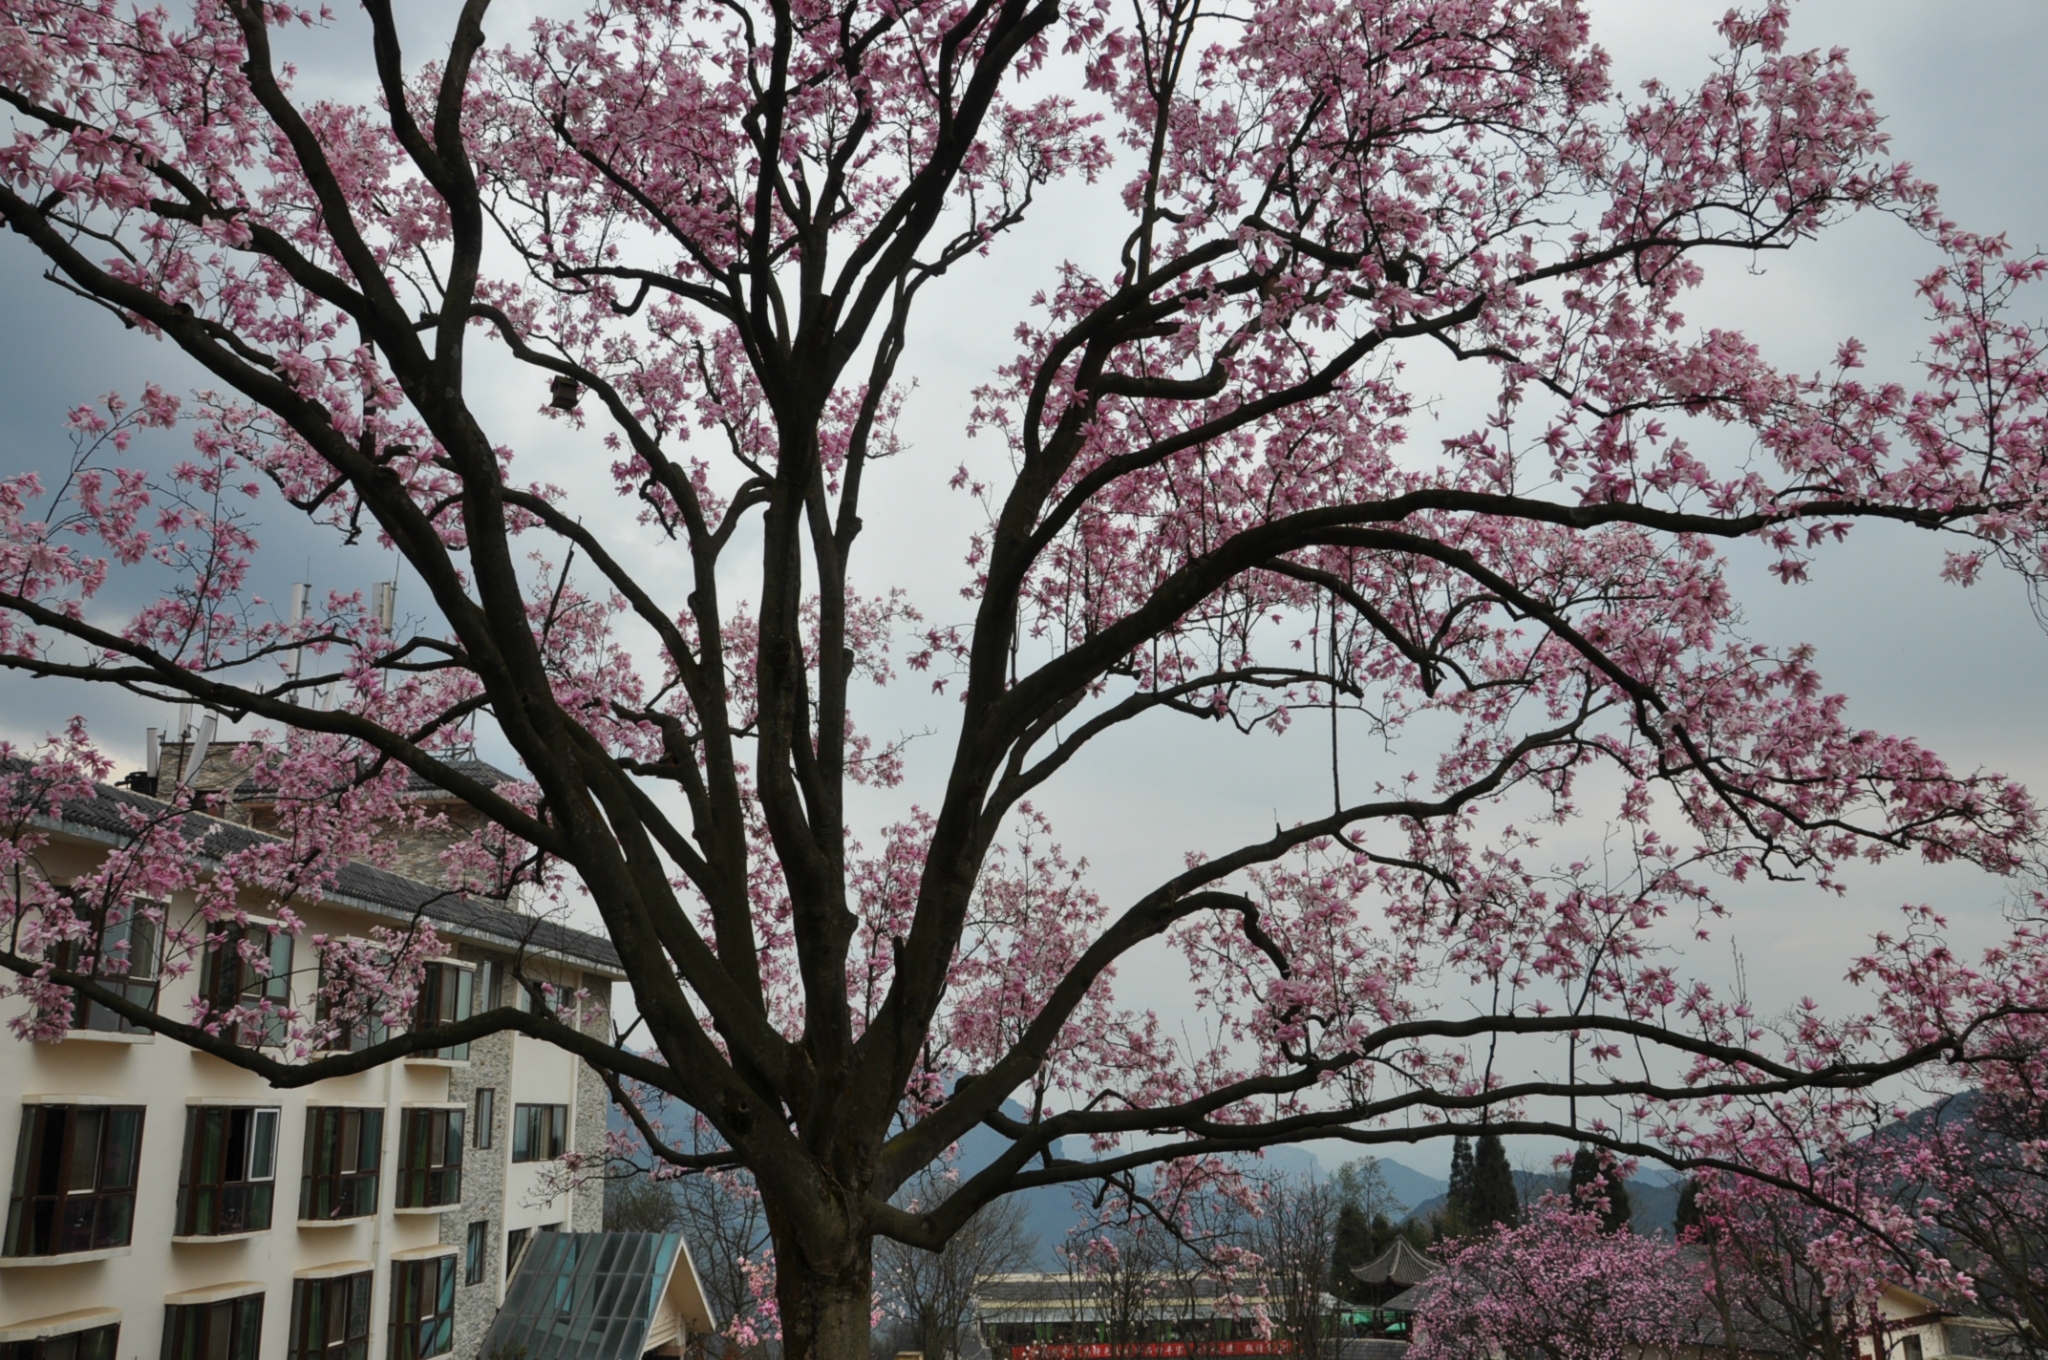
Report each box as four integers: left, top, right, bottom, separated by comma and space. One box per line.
605, 1096, 1449, 1263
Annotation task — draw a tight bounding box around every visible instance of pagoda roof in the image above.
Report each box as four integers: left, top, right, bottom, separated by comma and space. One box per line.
1349, 1238, 1440, 1287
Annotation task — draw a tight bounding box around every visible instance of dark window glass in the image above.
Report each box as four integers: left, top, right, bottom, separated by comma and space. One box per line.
412, 962, 474, 1061
395, 1110, 463, 1209
46, 896, 162, 1034
160, 1294, 262, 1360
286, 1272, 372, 1360
198, 924, 293, 1048
504, 1227, 529, 1282
509, 1105, 567, 1163
175, 1107, 278, 1236
388, 1254, 457, 1359
299, 1108, 382, 1222
3, 1105, 144, 1256
464, 1219, 489, 1286
0, 1323, 120, 1360
473, 1089, 494, 1150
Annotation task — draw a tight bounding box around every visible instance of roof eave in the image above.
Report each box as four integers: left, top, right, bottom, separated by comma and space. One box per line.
25, 810, 626, 981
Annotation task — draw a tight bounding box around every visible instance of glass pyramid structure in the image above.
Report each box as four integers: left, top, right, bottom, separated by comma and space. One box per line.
479, 1231, 689, 1359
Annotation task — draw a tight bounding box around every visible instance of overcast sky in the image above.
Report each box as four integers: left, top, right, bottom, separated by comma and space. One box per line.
0, 2, 2043, 1178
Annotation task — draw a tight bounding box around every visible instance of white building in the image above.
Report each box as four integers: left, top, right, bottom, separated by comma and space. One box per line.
0, 756, 643, 1360
1858, 1283, 2023, 1360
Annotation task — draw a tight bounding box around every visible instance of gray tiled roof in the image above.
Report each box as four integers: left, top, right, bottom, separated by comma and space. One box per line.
153, 743, 521, 799
1350, 1238, 1439, 1287
9, 760, 622, 975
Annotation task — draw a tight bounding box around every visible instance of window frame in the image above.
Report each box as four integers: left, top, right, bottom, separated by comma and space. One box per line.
175, 1105, 279, 1237
2, 1103, 144, 1258
298, 1107, 383, 1224
0, 1321, 121, 1360
45, 894, 163, 1035
473, 1088, 494, 1150
473, 958, 500, 1014
387, 1252, 457, 1360
286, 1271, 372, 1360
160, 1292, 263, 1360
509, 1103, 567, 1164
394, 1108, 463, 1210
410, 959, 475, 1062
197, 921, 293, 1048
463, 1219, 490, 1287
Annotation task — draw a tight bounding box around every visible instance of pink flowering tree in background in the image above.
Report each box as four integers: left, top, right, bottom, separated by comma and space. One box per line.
1409, 1196, 1715, 1360
2, 0, 2048, 1356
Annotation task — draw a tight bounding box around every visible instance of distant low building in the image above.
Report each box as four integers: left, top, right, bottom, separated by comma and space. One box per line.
1852, 1283, 2024, 1360
973, 1271, 1319, 1360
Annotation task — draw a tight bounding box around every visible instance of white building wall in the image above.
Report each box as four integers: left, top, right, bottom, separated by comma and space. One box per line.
0, 832, 618, 1360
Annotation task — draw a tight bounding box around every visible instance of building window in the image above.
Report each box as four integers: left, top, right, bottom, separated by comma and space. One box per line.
198, 922, 293, 1047
473, 958, 500, 1013
413, 961, 474, 1061
473, 1089, 495, 1150
511, 972, 552, 1014
504, 1226, 529, 1281
0, 1323, 120, 1360
287, 1271, 371, 1360
46, 896, 161, 1034
176, 1106, 279, 1236
299, 1108, 382, 1222
389, 1254, 457, 1359
162, 1294, 263, 1360
2, 1104, 143, 1257
464, 1219, 490, 1286
395, 1109, 463, 1209
509, 1104, 567, 1163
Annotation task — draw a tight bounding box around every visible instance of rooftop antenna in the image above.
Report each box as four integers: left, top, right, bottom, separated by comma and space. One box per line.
177, 712, 217, 790
371, 578, 397, 634
287, 580, 312, 702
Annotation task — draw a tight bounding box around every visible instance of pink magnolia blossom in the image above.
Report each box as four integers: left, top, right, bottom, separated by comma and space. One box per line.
1, 2, 2046, 1356
1410, 1197, 1716, 1360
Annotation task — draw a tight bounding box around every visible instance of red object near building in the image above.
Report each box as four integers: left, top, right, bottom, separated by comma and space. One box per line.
1013, 1342, 1298, 1360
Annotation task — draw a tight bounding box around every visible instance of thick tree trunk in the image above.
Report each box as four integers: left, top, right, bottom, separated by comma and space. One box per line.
776, 1232, 875, 1360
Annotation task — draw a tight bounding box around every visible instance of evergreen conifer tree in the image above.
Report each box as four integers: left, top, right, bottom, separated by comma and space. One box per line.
1674, 1177, 1705, 1237
1445, 1134, 1476, 1232
1331, 1202, 1375, 1301
1469, 1132, 1521, 1230
1568, 1146, 1635, 1233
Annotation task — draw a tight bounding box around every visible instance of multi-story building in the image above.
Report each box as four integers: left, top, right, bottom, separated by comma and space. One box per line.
0, 751, 645, 1360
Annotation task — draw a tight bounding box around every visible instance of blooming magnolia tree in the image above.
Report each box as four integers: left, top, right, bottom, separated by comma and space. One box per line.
1409, 1196, 1716, 1360
1, 0, 2047, 1355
